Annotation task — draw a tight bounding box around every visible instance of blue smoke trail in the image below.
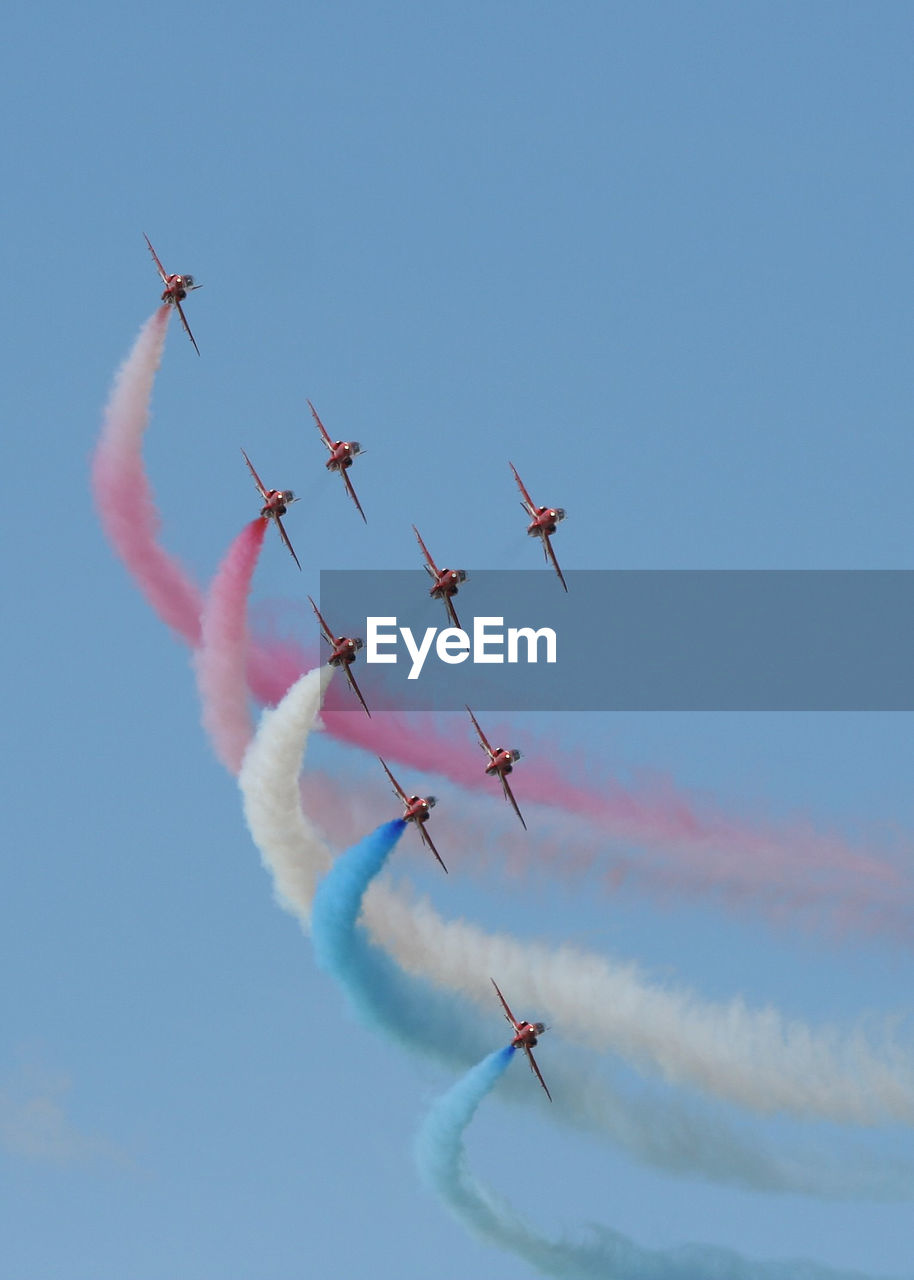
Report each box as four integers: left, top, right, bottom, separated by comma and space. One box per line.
311, 822, 906, 1278
415, 1044, 517, 1218
415, 1051, 907, 1280
311, 819, 407, 986
245, 678, 914, 1200
310, 819, 493, 1059
307, 819, 914, 1222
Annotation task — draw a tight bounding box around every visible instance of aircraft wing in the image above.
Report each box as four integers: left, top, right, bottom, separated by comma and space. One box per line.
466, 706, 494, 759
241, 449, 269, 501
344, 664, 372, 719
308, 596, 337, 647
173, 297, 200, 356
509, 461, 537, 517
274, 514, 302, 571
490, 978, 519, 1030
379, 757, 409, 804
542, 531, 568, 592
143, 233, 168, 284
524, 1045, 553, 1102
500, 772, 528, 831
341, 467, 367, 523
443, 592, 462, 631
416, 818, 448, 874
308, 399, 333, 450
412, 525, 440, 576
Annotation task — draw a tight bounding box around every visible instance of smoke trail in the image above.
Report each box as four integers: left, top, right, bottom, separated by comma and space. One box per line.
90, 316, 318, 691
295, 770, 913, 949
416, 1044, 517, 1211
92, 319, 913, 1144
318, 707, 909, 936
415, 1051, 906, 1280
365, 884, 914, 1124
91, 307, 203, 646
237, 670, 914, 1201
250, 647, 911, 940
310, 819, 411, 1034
231, 633, 914, 941
315, 705, 899, 875
311, 819, 407, 971
241, 673, 914, 1127
195, 518, 268, 774
300, 811, 872, 1199
239, 666, 335, 917
244, 620, 875, 891
90, 328, 910, 939
278, 684, 914, 940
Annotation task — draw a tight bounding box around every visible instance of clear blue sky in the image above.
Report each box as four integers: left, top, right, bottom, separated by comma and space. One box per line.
2, 2, 912, 1277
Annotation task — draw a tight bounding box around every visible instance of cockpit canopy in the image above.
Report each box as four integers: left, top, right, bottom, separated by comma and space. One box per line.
509, 749, 522, 762
532, 1022, 546, 1035
348, 441, 361, 454
351, 636, 364, 650
453, 569, 467, 583
551, 508, 566, 522
425, 796, 438, 809
280, 490, 295, 503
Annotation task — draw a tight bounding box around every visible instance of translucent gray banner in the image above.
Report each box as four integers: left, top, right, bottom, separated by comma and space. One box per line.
314, 570, 914, 711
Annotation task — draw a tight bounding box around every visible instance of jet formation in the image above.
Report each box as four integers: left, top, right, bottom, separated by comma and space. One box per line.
142, 235, 560, 1090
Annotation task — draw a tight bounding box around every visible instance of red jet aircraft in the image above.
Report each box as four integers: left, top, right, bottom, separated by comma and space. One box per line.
509, 462, 567, 592
412, 525, 467, 629
240, 449, 301, 570
379, 757, 447, 873
491, 978, 552, 1101
309, 400, 367, 523
308, 596, 371, 718
144, 234, 201, 355
466, 707, 526, 830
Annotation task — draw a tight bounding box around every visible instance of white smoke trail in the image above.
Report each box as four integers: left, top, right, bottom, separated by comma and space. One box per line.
243, 671, 877, 1195
369, 887, 914, 1123
239, 666, 335, 916
239, 670, 914, 1129
237, 671, 914, 1199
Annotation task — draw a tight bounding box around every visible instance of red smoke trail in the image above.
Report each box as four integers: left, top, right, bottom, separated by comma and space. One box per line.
245, 642, 909, 933
297, 769, 914, 945
92, 321, 911, 935
91, 307, 203, 646
258, 661, 904, 901
196, 518, 268, 774
236, 634, 902, 890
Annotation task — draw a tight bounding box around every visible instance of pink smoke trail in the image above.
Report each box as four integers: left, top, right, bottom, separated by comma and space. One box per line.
195, 518, 268, 774
91, 324, 912, 937
236, 633, 905, 899
91, 307, 203, 646
316, 707, 898, 888
275, 665, 908, 927
196, 510, 898, 928
296, 770, 914, 945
